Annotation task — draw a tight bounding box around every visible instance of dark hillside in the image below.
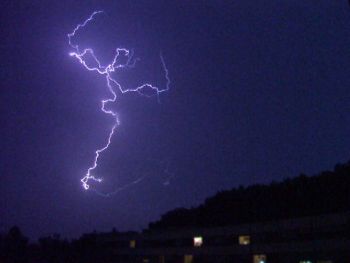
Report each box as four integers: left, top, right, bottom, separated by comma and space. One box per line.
149, 161, 350, 229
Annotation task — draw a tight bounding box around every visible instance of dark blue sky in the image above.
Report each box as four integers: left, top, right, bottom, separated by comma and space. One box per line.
1, 0, 350, 240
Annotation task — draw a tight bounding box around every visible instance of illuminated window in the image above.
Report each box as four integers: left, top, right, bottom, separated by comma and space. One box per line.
300, 261, 312, 263
253, 254, 266, 263
184, 255, 193, 263
238, 235, 250, 245
193, 236, 203, 247
129, 240, 136, 248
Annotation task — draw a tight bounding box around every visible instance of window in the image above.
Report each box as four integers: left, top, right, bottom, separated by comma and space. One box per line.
193, 236, 203, 247
253, 254, 266, 263
238, 235, 250, 245
300, 261, 312, 263
143, 259, 149, 263
129, 240, 136, 248
184, 255, 193, 263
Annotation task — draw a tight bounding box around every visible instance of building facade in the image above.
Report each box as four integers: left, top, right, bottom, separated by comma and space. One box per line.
97, 212, 350, 263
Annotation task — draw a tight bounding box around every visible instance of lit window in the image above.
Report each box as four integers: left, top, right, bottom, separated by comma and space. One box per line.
129, 240, 136, 248
253, 254, 266, 263
184, 255, 193, 263
193, 236, 203, 247
300, 261, 312, 263
238, 235, 250, 245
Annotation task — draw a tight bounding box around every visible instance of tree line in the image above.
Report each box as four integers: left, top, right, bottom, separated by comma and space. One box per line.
149, 161, 350, 229
1, 161, 349, 262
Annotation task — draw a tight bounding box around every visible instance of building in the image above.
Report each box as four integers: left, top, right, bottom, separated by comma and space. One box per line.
96, 212, 350, 263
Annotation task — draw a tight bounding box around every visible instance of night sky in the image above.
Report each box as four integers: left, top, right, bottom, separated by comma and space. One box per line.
1, 0, 350, 240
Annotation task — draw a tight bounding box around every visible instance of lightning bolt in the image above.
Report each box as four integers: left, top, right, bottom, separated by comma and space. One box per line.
68, 11, 170, 192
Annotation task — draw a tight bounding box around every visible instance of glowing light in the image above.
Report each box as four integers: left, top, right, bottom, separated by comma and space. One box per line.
238, 235, 250, 245
253, 255, 267, 263
68, 11, 170, 192
193, 236, 203, 247
130, 240, 136, 248
184, 255, 193, 263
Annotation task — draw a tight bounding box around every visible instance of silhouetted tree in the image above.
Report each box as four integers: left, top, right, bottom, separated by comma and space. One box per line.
1, 226, 28, 263
149, 161, 350, 229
